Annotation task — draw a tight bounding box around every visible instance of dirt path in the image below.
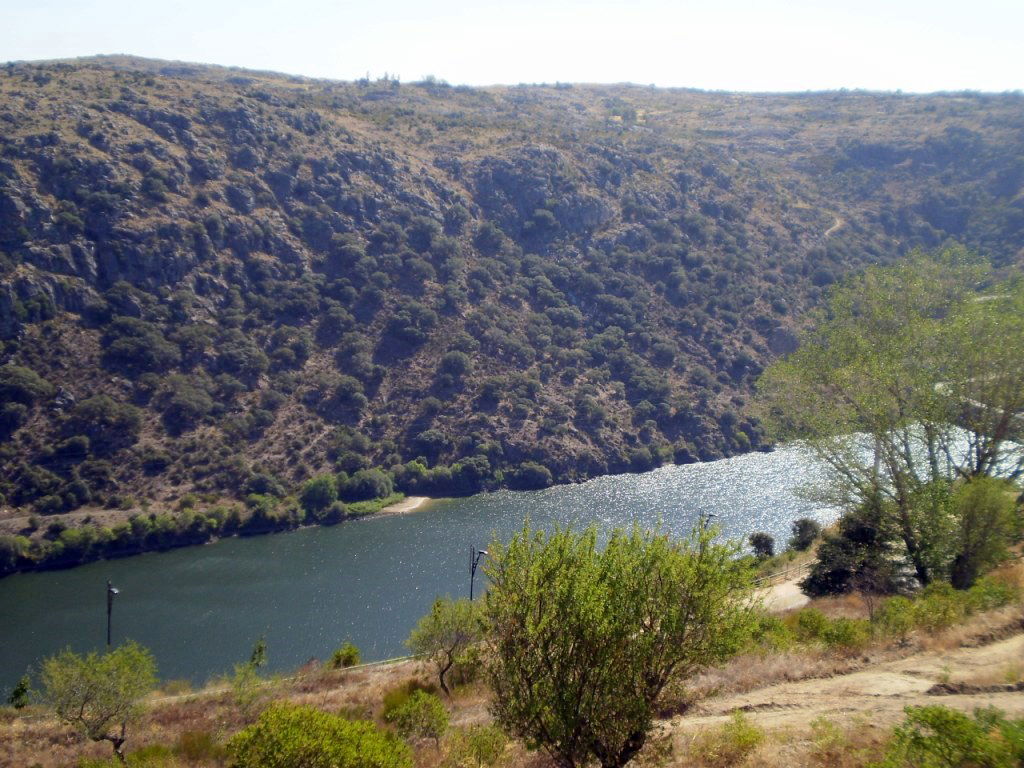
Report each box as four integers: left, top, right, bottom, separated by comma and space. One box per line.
824, 216, 845, 238
675, 634, 1024, 733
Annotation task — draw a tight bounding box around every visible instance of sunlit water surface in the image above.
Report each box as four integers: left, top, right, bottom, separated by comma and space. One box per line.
0, 445, 833, 688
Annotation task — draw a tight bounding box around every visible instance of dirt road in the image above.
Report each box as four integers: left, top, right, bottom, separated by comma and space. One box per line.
675, 633, 1024, 734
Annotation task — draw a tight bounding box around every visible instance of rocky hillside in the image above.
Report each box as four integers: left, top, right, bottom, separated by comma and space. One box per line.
1, 56, 1022, 523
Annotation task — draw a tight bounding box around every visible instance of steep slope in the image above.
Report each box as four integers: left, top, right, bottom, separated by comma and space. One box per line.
0, 56, 1022, 537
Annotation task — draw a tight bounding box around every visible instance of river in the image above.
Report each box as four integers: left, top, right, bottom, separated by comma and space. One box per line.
0, 444, 833, 689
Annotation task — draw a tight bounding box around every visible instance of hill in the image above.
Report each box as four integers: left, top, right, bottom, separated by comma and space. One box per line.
0, 56, 1022, 552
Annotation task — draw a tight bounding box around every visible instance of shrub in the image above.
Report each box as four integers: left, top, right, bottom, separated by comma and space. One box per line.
0, 364, 53, 404
331, 642, 361, 669
64, 396, 142, 455
445, 725, 507, 767
877, 706, 1024, 768
689, 712, 764, 767
385, 690, 449, 746
381, 680, 439, 722
874, 596, 916, 641
228, 703, 412, 768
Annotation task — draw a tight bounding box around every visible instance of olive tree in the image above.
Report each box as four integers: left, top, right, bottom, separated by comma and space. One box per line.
758, 248, 1024, 588
406, 597, 482, 696
41, 640, 157, 764
483, 523, 755, 768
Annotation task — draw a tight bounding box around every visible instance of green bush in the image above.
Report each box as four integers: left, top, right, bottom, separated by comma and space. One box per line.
300, 475, 337, 514
874, 596, 916, 641
789, 608, 869, 650
877, 705, 1024, 768
331, 642, 361, 669
689, 711, 764, 767
0, 364, 53, 404
384, 690, 449, 746
228, 703, 411, 768
381, 680, 439, 721
912, 583, 967, 633
444, 724, 507, 767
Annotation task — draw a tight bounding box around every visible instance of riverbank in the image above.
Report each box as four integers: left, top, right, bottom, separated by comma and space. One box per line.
0, 491, 416, 580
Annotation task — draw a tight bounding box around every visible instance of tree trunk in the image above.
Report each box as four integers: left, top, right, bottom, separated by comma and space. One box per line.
595, 730, 648, 768
438, 653, 453, 696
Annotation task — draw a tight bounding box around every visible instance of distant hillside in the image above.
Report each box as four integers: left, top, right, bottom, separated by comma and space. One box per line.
0, 56, 1022, 527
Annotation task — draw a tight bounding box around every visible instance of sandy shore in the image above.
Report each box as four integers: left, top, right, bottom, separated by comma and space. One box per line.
378, 496, 431, 515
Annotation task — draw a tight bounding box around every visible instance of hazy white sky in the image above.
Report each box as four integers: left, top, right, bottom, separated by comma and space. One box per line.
2, 0, 1022, 92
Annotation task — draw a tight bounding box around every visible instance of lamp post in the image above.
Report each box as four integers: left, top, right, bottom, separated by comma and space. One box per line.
106, 580, 120, 648
470, 547, 488, 600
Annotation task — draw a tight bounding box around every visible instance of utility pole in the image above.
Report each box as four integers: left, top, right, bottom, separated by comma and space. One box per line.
106, 580, 119, 648
470, 546, 488, 600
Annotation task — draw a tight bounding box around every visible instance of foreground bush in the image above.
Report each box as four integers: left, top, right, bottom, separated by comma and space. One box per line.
228, 703, 411, 768
878, 705, 1024, 767
484, 524, 755, 768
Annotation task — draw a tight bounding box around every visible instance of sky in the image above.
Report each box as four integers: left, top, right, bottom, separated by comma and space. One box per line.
2, 0, 1023, 92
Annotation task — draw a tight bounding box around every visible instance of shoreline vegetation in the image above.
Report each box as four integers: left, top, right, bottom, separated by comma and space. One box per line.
0, 490, 421, 579
0, 444, 779, 580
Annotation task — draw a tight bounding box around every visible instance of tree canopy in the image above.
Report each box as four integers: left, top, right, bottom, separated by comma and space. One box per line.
759, 247, 1024, 589
40, 640, 157, 764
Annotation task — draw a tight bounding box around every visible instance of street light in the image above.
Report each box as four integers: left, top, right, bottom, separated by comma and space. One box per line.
470, 547, 488, 600
106, 580, 120, 648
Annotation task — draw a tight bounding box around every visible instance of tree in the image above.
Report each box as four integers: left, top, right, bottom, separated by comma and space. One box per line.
748, 532, 775, 559
300, 474, 337, 514
759, 248, 1024, 589
789, 518, 822, 551
407, 597, 482, 696
40, 641, 157, 764
7, 674, 29, 709
228, 703, 411, 768
483, 524, 755, 768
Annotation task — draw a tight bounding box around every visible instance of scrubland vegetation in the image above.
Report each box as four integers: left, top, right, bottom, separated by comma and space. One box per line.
1, 56, 1023, 573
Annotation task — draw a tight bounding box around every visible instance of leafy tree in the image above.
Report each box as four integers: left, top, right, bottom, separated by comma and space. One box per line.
759, 248, 1024, 588
300, 474, 337, 514
228, 703, 412, 768
40, 641, 157, 764
330, 641, 361, 668
789, 518, 822, 552
339, 468, 394, 502
483, 524, 755, 768
949, 477, 1020, 589
249, 635, 267, 668
407, 597, 482, 696
748, 532, 775, 559
7, 674, 30, 709
384, 690, 449, 747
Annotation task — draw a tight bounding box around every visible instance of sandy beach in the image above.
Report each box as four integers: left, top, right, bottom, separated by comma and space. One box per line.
379, 496, 432, 515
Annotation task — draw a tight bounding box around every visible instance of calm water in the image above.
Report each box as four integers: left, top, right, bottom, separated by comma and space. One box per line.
0, 445, 833, 689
